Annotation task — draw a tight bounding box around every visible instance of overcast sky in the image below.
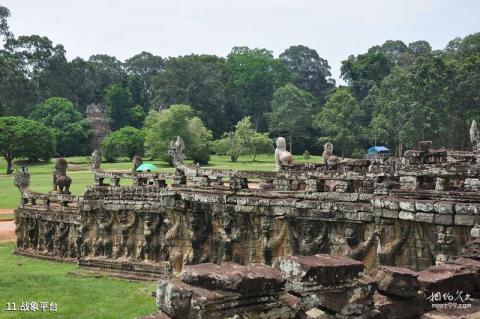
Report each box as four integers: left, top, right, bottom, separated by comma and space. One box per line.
3, 0, 480, 82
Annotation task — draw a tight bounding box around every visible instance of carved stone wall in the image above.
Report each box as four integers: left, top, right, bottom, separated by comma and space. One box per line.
14, 192, 80, 261
14, 159, 480, 275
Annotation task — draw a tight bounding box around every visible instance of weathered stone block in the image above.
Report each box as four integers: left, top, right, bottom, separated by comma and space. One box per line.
382, 198, 400, 210
454, 214, 475, 226
456, 203, 480, 215
399, 200, 416, 212
373, 291, 426, 319
275, 254, 364, 290
180, 262, 285, 295
399, 211, 415, 221
433, 201, 455, 214
415, 201, 434, 212
418, 263, 476, 294
375, 266, 420, 298
415, 212, 435, 223
399, 176, 418, 190
434, 214, 453, 226
464, 178, 480, 191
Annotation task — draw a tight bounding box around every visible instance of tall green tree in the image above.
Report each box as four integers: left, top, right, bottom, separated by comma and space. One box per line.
29, 97, 91, 156
0, 116, 56, 174
226, 47, 291, 131
213, 117, 272, 162
152, 54, 227, 137
126, 51, 164, 109
105, 84, 134, 130
268, 83, 317, 153
341, 51, 392, 101
144, 104, 212, 164
279, 45, 335, 103
314, 88, 363, 157
102, 126, 145, 160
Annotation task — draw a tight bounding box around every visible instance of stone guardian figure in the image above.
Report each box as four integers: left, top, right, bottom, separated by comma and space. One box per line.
274, 137, 293, 170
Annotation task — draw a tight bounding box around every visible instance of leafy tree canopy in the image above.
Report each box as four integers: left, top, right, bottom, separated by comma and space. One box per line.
144, 104, 212, 164
213, 117, 272, 162
268, 83, 317, 153
102, 126, 145, 161
0, 116, 56, 173
314, 88, 363, 157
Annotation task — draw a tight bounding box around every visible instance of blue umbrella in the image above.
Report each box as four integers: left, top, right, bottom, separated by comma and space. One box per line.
136, 163, 158, 172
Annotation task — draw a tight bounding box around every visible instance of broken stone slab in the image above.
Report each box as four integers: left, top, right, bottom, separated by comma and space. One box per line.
374, 266, 420, 298
180, 262, 285, 295
461, 239, 480, 260
274, 254, 364, 290
292, 275, 377, 317
418, 263, 476, 295
157, 278, 296, 319
373, 291, 426, 319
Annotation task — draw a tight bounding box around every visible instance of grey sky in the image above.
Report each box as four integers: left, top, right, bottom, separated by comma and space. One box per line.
3, 0, 480, 82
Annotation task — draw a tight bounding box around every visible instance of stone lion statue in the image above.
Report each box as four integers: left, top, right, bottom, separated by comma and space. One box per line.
274, 137, 293, 170
322, 142, 340, 165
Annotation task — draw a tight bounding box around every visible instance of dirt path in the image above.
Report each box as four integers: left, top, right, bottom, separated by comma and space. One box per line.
0, 208, 14, 214
0, 220, 15, 243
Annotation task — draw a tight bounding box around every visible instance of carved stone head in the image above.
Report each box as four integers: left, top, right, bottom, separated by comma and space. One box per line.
323, 142, 333, 155
345, 227, 359, 246
55, 158, 68, 176
276, 137, 287, 151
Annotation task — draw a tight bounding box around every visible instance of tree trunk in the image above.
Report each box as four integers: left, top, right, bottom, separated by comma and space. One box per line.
253, 153, 257, 162
6, 157, 13, 175
254, 112, 261, 132
341, 143, 344, 159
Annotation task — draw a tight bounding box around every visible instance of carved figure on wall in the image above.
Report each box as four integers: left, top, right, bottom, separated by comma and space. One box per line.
40, 221, 55, 253
261, 216, 288, 265
377, 225, 411, 266
26, 219, 39, 250
188, 209, 210, 264
15, 217, 25, 249
94, 210, 114, 258
213, 211, 247, 263
211, 213, 231, 263
296, 219, 330, 255
91, 150, 101, 171
275, 137, 293, 170
323, 142, 340, 165
345, 226, 377, 261
164, 214, 184, 274
142, 214, 161, 261
115, 211, 137, 259
54, 222, 69, 257
70, 227, 81, 258
80, 212, 94, 257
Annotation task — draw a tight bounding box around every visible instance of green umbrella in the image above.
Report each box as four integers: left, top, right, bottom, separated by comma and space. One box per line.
136, 163, 158, 172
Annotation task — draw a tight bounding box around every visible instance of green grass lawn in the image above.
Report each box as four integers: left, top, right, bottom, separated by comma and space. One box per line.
0, 154, 322, 209
0, 242, 157, 319
0, 214, 14, 221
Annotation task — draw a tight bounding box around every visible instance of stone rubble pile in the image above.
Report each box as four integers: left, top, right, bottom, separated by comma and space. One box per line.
151, 251, 480, 319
